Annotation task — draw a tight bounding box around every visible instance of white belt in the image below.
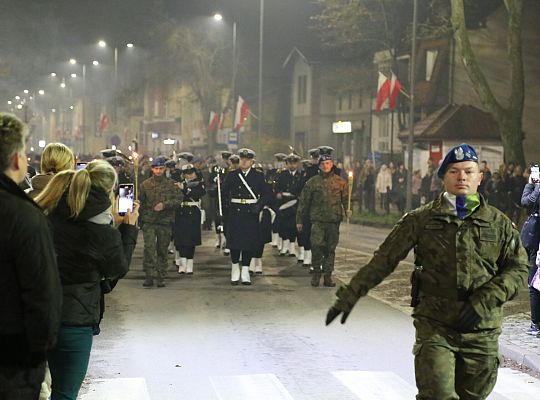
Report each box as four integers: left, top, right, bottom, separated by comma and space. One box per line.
231, 198, 258, 204
279, 199, 298, 210
181, 201, 200, 207
282, 192, 294, 197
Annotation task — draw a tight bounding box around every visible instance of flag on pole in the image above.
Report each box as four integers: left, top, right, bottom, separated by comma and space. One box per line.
218, 112, 226, 130
208, 111, 219, 132
234, 96, 249, 131
375, 72, 402, 112
99, 113, 109, 130
375, 72, 391, 112
389, 73, 402, 111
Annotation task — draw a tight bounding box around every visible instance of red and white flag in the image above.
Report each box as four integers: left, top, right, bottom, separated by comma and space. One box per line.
375, 72, 401, 112
208, 111, 219, 132
99, 113, 109, 130
234, 96, 249, 131
218, 112, 226, 130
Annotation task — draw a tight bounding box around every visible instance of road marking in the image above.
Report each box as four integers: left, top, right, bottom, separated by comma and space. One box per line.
332, 370, 417, 399
210, 373, 294, 400
79, 377, 151, 400
488, 368, 540, 400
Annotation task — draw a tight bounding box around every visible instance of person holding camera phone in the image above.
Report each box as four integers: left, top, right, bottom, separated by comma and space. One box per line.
520, 164, 540, 336
34, 160, 139, 400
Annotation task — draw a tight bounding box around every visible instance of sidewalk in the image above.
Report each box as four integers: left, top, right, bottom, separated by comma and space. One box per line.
332, 241, 540, 374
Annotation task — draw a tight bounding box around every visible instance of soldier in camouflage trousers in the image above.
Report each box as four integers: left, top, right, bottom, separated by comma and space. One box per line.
296, 153, 351, 287
140, 156, 182, 288
326, 144, 529, 400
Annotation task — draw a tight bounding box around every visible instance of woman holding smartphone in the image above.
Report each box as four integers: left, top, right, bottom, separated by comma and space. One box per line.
521, 164, 540, 337
35, 160, 139, 400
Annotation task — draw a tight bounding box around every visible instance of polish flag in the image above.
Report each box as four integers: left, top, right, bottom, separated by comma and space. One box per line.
218, 112, 226, 130
99, 113, 109, 130
234, 96, 249, 131
208, 111, 219, 132
375, 72, 401, 112
375, 72, 391, 112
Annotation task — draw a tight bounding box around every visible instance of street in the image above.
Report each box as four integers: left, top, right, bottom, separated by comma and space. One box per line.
80, 227, 540, 400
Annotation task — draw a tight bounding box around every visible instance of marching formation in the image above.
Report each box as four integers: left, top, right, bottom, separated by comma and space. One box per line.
132, 145, 352, 288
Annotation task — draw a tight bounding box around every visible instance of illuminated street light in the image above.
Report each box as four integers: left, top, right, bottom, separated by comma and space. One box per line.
38, 90, 45, 95
29, 96, 33, 100
52, 108, 56, 113
60, 82, 66, 88
213, 13, 223, 21
38, 140, 46, 148
51, 72, 57, 77
16, 104, 22, 110
98, 40, 106, 47
71, 73, 77, 78
15, 96, 20, 100
69, 58, 77, 64
92, 60, 99, 66
69, 105, 74, 110
126, 43, 134, 48
7, 100, 11, 105
23, 89, 29, 94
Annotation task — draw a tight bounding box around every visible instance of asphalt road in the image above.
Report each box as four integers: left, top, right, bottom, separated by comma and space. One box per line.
79, 228, 540, 400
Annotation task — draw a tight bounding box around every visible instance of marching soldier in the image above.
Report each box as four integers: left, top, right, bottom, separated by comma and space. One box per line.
304, 148, 321, 181
296, 151, 351, 287
221, 148, 273, 285
221, 154, 240, 256
269, 152, 287, 248
297, 158, 316, 268
174, 164, 206, 274
250, 163, 276, 275
275, 153, 302, 257
139, 156, 182, 288
326, 143, 529, 399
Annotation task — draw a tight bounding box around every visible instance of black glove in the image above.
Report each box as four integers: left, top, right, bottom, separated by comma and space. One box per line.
326, 306, 350, 325
456, 302, 481, 332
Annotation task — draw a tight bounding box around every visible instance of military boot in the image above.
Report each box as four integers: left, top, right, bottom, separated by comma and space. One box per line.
323, 275, 336, 287
311, 272, 321, 287
156, 278, 166, 288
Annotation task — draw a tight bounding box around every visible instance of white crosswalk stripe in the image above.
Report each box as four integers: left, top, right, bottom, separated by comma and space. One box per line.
79, 377, 151, 400
210, 373, 295, 400
332, 370, 417, 399
79, 368, 540, 400
487, 368, 540, 400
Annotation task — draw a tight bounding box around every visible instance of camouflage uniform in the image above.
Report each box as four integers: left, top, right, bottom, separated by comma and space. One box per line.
296, 171, 348, 284
139, 175, 182, 281
333, 194, 528, 399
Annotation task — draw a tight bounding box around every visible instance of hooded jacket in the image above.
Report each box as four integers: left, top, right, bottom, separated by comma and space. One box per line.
48, 186, 137, 327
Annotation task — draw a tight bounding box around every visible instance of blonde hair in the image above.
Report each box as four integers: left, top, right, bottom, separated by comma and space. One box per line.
40, 143, 75, 174
35, 159, 117, 217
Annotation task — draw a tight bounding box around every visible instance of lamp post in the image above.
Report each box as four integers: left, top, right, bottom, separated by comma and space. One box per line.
406, 0, 418, 211
257, 0, 264, 153
213, 14, 238, 118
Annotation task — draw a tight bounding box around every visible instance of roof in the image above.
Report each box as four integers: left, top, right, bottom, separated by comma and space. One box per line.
282, 46, 324, 68
398, 104, 500, 142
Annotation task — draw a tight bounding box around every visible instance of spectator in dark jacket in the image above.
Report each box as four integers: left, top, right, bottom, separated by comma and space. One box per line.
35, 160, 139, 400
0, 113, 62, 400
521, 176, 540, 336
486, 171, 508, 213
507, 165, 527, 223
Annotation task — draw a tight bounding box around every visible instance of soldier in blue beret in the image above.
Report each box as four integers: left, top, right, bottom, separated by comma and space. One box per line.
437, 143, 479, 179
326, 142, 529, 399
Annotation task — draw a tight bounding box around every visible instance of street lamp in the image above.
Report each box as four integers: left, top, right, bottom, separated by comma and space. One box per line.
213, 13, 237, 111
258, 0, 264, 152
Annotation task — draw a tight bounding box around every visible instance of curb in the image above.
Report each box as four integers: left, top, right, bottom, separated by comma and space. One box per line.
499, 341, 540, 372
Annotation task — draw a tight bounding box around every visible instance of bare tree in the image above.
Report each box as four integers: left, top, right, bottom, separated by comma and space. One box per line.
451, 0, 525, 166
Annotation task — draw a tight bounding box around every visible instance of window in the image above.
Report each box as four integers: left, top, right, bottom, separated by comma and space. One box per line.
426, 49, 438, 81
338, 96, 343, 111
358, 93, 363, 109
379, 141, 389, 151
297, 75, 307, 104
348, 93, 353, 110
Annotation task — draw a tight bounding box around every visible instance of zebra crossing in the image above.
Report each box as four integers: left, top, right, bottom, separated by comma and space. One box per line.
79, 368, 540, 400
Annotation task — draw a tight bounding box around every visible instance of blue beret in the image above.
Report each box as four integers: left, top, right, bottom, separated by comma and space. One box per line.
151, 155, 168, 167
318, 153, 333, 165
437, 143, 479, 178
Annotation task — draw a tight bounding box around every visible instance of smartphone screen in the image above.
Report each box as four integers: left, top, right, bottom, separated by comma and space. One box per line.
531, 165, 539, 182
118, 184, 134, 215
76, 162, 87, 171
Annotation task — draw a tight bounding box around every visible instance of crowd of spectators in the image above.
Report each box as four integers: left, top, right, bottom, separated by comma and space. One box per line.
352, 158, 531, 224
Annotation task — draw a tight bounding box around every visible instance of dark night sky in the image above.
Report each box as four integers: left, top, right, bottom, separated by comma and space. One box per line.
1, 0, 321, 91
